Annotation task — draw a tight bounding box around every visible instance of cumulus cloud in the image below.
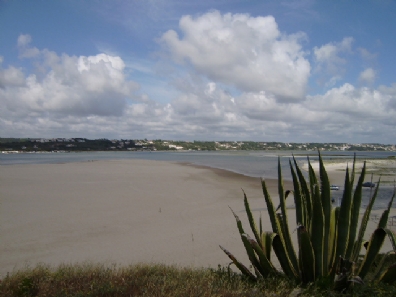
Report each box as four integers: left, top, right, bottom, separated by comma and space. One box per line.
0, 62, 26, 88
2, 22, 396, 143
314, 37, 353, 63
17, 34, 40, 58
17, 34, 33, 47
1, 35, 139, 120
359, 68, 376, 84
358, 47, 377, 61
313, 37, 354, 86
306, 83, 393, 122
378, 83, 396, 111
160, 10, 310, 102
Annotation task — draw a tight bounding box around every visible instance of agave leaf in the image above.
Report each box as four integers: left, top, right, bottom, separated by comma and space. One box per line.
276, 158, 299, 272
328, 207, 340, 275
358, 228, 387, 280
370, 229, 396, 283
275, 190, 292, 212
345, 162, 366, 259
261, 179, 279, 234
352, 181, 381, 262
243, 191, 261, 245
350, 153, 357, 189
378, 263, 396, 284
276, 212, 300, 275
272, 234, 300, 281
229, 207, 261, 274
289, 160, 304, 227
219, 245, 256, 281
372, 251, 396, 281
243, 233, 277, 276
318, 152, 331, 277
297, 226, 315, 283
307, 157, 318, 203
311, 183, 325, 278
293, 156, 312, 228
377, 186, 395, 229
384, 228, 396, 252
261, 231, 275, 261
335, 166, 352, 259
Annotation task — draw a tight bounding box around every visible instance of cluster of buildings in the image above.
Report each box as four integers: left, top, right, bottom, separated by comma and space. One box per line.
1, 138, 395, 153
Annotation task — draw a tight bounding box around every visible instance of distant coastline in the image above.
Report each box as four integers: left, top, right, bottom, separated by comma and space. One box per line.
1, 137, 396, 154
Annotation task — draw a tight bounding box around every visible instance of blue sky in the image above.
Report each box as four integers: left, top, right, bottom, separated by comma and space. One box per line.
1, 0, 396, 143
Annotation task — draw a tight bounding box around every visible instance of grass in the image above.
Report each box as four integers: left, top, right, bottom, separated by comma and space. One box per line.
0, 263, 292, 297
1, 263, 396, 297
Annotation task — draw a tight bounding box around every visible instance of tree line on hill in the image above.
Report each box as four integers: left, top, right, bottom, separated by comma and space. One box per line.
0, 138, 394, 152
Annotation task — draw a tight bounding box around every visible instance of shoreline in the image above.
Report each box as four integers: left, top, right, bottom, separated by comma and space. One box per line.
1, 159, 394, 278
301, 158, 396, 186
0, 159, 281, 277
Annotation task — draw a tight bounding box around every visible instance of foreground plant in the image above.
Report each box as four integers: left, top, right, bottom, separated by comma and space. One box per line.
221, 153, 396, 291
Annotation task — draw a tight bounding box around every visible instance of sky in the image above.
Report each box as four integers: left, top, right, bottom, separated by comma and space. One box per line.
1, 0, 396, 143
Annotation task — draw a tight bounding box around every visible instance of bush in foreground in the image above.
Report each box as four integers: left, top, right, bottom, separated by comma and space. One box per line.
221, 153, 396, 293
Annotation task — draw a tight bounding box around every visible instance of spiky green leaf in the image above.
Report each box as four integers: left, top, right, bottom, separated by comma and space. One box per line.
298, 226, 315, 283
243, 233, 277, 277
345, 161, 366, 259
352, 180, 381, 262
220, 245, 256, 281
358, 228, 387, 280
335, 166, 353, 259
243, 191, 261, 245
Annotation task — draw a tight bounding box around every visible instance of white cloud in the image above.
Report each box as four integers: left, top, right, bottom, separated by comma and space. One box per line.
1, 35, 140, 125
314, 37, 353, 63
2, 22, 396, 143
0, 64, 26, 88
359, 68, 376, 84
313, 37, 354, 86
378, 83, 396, 111
358, 47, 377, 61
306, 83, 393, 121
17, 34, 32, 47
160, 10, 310, 102
17, 34, 40, 58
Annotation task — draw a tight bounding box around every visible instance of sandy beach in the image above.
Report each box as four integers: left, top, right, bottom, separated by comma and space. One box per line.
1, 158, 395, 277
0, 159, 289, 277
302, 158, 396, 186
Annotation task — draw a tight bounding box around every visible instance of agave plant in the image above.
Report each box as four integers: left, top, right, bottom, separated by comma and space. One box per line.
220, 153, 396, 290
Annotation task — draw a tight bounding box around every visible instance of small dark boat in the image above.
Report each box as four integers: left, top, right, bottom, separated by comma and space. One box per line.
362, 182, 375, 188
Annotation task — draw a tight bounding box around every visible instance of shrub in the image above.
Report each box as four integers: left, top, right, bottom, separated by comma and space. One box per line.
221, 153, 396, 292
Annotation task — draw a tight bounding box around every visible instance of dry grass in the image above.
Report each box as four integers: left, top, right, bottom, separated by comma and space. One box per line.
0, 263, 294, 297
1, 263, 396, 297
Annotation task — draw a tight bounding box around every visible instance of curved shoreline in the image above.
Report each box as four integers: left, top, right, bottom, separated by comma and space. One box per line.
0, 159, 394, 277
0, 159, 287, 277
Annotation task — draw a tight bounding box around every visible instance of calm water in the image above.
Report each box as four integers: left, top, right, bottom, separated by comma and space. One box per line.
1, 150, 395, 209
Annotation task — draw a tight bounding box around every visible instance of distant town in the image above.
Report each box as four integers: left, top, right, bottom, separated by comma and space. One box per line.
1, 138, 395, 153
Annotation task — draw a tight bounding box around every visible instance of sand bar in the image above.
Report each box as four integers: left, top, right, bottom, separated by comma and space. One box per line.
0, 159, 292, 276
302, 158, 396, 186
1, 159, 395, 277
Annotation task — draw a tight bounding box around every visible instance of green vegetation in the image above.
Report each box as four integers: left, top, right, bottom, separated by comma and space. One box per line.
1, 137, 395, 152
2, 263, 396, 297
0, 263, 293, 297
222, 153, 396, 293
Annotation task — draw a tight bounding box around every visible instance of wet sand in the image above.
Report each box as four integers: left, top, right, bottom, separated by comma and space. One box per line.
0, 159, 394, 277
0, 159, 292, 276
